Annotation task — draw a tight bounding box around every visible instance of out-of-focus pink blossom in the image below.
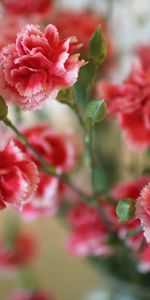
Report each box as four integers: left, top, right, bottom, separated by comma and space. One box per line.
97, 61, 150, 150
137, 245, 150, 273
0, 17, 28, 51
21, 176, 59, 221
68, 203, 100, 227
136, 183, 150, 243
52, 10, 113, 58
66, 202, 113, 257
112, 177, 150, 249
0, 231, 36, 271
0, 141, 38, 211
10, 289, 53, 300
0, 24, 84, 110
2, 0, 53, 16
14, 125, 78, 219
66, 223, 112, 257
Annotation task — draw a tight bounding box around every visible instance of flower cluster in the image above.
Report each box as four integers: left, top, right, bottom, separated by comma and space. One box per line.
0, 2, 150, 295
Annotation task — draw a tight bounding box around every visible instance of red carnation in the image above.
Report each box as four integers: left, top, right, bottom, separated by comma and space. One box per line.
0, 141, 38, 211
14, 125, 78, 219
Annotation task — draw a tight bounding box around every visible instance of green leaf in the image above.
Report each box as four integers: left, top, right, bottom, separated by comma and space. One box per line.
88, 26, 107, 66
57, 88, 74, 104
116, 198, 135, 222
0, 96, 8, 121
85, 100, 107, 126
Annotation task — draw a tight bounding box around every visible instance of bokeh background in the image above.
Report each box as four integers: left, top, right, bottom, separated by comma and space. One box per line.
0, 0, 150, 299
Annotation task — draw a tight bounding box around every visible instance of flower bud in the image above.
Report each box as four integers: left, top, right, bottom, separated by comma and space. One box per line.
57, 87, 74, 104
88, 26, 107, 66
85, 99, 107, 126
116, 198, 135, 221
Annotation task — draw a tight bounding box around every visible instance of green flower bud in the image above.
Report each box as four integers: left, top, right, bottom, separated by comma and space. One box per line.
116, 198, 135, 222
85, 99, 107, 126
57, 88, 74, 104
88, 26, 107, 66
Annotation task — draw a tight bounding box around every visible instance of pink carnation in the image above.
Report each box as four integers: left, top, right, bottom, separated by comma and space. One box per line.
136, 183, 150, 243
137, 245, 150, 273
112, 177, 150, 249
10, 290, 52, 300
0, 24, 84, 110
66, 202, 113, 257
14, 125, 77, 219
2, 0, 53, 16
66, 223, 112, 257
97, 61, 150, 150
0, 141, 38, 211
68, 203, 100, 227
0, 231, 36, 271
52, 10, 113, 57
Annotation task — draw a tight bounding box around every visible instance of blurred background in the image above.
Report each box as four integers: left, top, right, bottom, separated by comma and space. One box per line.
0, 0, 150, 299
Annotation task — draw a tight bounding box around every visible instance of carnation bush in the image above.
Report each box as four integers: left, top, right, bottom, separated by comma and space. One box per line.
0, 0, 150, 299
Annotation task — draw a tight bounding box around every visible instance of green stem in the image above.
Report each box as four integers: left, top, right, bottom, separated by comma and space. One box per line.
87, 65, 98, 101
67, 87, 115, 227
84, 128, 96, 194
84, 127, 114, 229
69, 101, 85, 129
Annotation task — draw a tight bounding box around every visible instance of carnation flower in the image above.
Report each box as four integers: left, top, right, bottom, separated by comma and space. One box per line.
97, 60, 150, 150
112, 177, 150, 249
136, 183, 150, 243
2, 0, 52, 16
66, 202, 113, 257
68, 202, 100, 227
66, 223, 112, 257
0, 141, 38, 211
0, 24, 84, 110
52, 10, 113, 57
0, 230, 36, 271
14, 125, 78, 219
